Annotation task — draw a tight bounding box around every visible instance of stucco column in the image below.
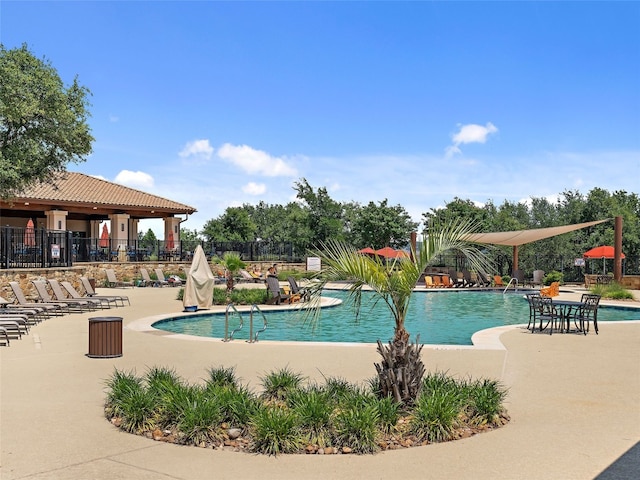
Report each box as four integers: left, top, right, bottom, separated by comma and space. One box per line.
45, 210, 68, 231
129, 218, 139, 243
89, 219, 101, 239
110, 213, 130, 251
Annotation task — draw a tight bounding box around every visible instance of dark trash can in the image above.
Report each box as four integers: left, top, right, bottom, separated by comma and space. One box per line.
88, 317, 123, 358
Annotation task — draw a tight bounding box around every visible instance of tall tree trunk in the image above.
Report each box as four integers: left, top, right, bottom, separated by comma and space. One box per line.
374, 329, 424, 406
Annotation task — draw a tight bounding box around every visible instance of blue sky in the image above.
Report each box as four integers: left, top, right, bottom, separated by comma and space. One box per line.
3, 1, 639, 237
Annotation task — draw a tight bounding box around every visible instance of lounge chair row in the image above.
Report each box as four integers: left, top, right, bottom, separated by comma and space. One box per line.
0, 277, 131, 348
423, 270, 494, 288
4, 278, 129, 318
107, 267, 183, 288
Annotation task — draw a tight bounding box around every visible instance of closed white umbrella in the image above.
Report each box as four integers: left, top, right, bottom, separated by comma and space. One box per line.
183, 245, 215, 311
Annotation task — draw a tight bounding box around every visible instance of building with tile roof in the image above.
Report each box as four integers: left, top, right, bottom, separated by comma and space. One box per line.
1, 172, 196, 251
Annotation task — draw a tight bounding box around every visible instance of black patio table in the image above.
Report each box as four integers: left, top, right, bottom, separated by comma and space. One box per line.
551, 299, 585, 333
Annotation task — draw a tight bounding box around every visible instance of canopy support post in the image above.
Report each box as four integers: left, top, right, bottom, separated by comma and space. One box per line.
512, 245, 519, 273
614, 216, 623, 282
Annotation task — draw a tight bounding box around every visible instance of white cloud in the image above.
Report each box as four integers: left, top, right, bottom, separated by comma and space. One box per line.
242, 182, 267, 195
114, 170, 155, 189
109, 115, 119, 123
446, 122, 498, 157
217, 143, 298, 177
179, 139, 214, 160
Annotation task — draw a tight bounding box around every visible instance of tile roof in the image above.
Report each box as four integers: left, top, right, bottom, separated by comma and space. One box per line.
14, 172, 196, 214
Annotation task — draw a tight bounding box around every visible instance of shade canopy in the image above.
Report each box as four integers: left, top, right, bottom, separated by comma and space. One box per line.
583, 246, 624, 259
182, 245, 215, 310
358, 247, 376, 255
464, 219, 610, 247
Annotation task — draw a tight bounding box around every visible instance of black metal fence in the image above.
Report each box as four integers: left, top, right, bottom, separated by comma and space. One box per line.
1, 226, 73, 269
2, 226, 638, 277
0, 227, 305, 268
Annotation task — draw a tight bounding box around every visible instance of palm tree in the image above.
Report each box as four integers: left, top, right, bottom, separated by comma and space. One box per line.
214, 252, 246, 292
308, 219, 493, 406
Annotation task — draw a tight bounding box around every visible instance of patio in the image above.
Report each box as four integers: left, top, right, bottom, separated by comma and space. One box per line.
1, 286, 639, 479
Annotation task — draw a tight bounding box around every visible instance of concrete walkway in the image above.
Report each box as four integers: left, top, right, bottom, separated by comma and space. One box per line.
1, 285, 639, 480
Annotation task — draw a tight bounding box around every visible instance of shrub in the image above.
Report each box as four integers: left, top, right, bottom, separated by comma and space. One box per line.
543, 270, 563, 286
178, 287, 270, 305
260, 367, 305, 402
409, 389, 461, 443
466, 378, 507, 425
250, 405, 303, 455
173, 386, 224, 445
104, 369, 156, 434
590, 282, 634, 300
206, 366, 240, 389
332, 403, 380, 454
374, 396, 401, 434
288, 388, 333, 446
104, 366, 509, 456
320, 375, 360, 403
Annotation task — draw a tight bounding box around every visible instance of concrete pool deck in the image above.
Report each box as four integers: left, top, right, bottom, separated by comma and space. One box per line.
1, 285, 639, 479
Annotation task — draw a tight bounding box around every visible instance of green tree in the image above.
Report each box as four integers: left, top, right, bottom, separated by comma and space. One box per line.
294, 178, 344, 245
202, 207, 257, 242
138, 228, 157, 252
351, 199, 418, 249
0, 44, 93, 198
422, 197, 487, 228
308, 219, 493, 406
215, 252, 245, 292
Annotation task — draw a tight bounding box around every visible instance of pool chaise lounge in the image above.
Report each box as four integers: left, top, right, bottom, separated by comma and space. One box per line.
81, 277, 130, 306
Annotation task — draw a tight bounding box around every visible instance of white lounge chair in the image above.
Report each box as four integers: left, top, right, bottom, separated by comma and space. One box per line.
48, 279, 103, 310
80, 277, 130, 306
60, 281, 118, 309
140, 268, 164, 287
105, 269, 134, 288
32, 280, 94, 312
9, 282, 66, 316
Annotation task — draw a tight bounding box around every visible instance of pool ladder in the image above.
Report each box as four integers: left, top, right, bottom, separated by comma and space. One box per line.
503, 278, 518, 294
223, 304, 268, 343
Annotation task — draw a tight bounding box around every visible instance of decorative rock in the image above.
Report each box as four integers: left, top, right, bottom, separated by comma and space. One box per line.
152, 429, 164, 441
110, 417, 122, 427
324, 447, 334, 455
341, 446, 352, 454
228, 428, 242, 439
317, 448, 325, 455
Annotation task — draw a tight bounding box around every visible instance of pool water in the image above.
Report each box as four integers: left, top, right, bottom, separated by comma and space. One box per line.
154, 290, 640, 346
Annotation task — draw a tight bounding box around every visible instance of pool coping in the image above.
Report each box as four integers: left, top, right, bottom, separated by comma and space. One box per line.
128, 286, 640, 351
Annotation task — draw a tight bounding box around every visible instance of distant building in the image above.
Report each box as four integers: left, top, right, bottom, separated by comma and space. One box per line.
1, 171, 196, 246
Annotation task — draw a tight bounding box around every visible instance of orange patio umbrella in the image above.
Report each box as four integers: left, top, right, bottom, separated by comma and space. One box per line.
24, 219, 36, 246
166, 231, 175, 250
357, 247, 376, 255
375, 246, 409, 259
99, 224, 110, 248
583, 246, 624, 259
583, 246, 624, 275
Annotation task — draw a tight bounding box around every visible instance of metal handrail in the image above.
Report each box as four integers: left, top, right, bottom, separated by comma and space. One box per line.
248, 304, 268, 343
503, 278, 518, 294
223, 303, 243, 341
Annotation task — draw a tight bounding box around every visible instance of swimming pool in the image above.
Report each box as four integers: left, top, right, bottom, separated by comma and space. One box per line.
153, 290, 640, 345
